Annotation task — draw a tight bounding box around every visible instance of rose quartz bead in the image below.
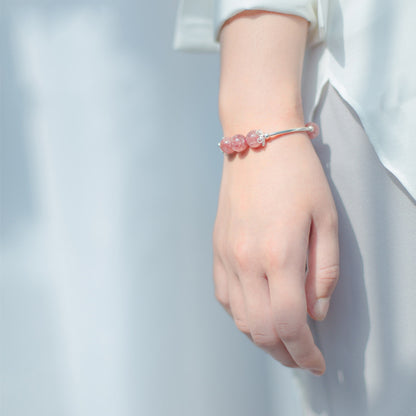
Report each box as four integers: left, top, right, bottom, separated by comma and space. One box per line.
219, 137, 234, 154
246, 130, 262, 148
306, 122, 320, 140
230, 134, 248, 152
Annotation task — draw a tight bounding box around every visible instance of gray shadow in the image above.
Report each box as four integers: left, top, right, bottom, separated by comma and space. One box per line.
357, 2, 416, 411
301, 0, 416, 410
0, 9, 37, 242
294, 83, 370, 415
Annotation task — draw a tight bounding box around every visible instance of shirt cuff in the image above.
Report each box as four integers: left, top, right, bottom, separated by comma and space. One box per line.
173, 0, 328, 52
215, 0, 328, 47
173, 0, 219, 52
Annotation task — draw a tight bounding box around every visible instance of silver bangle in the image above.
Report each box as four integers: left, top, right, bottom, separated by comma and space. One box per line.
218, 122, 319, 154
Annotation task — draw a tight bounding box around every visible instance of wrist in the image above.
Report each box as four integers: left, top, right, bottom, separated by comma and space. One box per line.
219, 106, 305, 139
219, 90, 305, 137
218, 11, 307, 138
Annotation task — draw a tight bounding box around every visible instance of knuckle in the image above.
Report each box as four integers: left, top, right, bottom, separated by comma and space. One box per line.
230, 234, 253, 269
214, 289, 229, 308
212, 229, 227, 259
234, 317, 250, 335
295, 352, 315, 369
212, 236, 226, 259
263, 240, 292, 270
323, 209, 339, 231
318, 264, 340, 290
251, 331, 278, 349
276, 321, 304, 343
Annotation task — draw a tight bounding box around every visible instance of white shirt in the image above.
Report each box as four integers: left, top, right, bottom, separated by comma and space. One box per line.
173, 0, 416, 201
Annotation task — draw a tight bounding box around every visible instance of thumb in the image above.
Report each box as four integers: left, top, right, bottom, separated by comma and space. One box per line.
306, 216, 339, 321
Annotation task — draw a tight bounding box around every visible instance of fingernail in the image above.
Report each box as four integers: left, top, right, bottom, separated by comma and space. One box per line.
313, 298, 330, 320
310, 368, 324, 376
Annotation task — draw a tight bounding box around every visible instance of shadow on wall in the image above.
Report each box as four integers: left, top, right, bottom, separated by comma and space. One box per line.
1, 12, 36, 242
293, 82, 370, 416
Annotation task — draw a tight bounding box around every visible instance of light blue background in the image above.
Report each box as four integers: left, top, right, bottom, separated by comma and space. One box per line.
0, 1, 302, 415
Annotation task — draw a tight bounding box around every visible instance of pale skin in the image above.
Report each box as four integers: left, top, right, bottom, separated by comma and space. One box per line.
212, 11, 340, 375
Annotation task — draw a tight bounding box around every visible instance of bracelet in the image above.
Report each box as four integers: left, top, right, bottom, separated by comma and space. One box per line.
218, 122, 319, 154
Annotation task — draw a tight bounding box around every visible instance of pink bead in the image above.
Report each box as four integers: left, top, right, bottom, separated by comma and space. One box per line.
231, 134, 248, 152
219, 137, 234, 154
306, 122, 320, 140
246, 130, 262, 148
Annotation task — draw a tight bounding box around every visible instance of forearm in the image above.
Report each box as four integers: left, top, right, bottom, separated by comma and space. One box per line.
218, 10, 308, 136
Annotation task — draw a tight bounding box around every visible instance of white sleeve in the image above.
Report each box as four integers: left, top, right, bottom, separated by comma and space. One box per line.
173, 0, 328, 52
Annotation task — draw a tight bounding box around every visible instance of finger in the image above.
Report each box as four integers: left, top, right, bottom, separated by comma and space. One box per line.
240, 272, 298, 367
213, 256, 232, 316
268, 262, 326, 373
227, 271, 252, 338
306, 215, 339, 321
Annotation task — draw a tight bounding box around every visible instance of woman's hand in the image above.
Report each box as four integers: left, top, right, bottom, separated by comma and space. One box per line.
212, 130, 339, 375
214, 9, 339, 375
